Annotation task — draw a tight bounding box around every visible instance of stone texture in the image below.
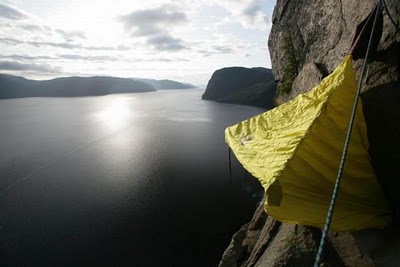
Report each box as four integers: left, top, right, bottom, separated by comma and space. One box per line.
220, 0, 400, 266
219, 224, 249, 267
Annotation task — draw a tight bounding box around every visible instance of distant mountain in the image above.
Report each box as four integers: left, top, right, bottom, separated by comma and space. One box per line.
0, 74, 156, 99
134, 78, 196, 90
202, 67, 277, 108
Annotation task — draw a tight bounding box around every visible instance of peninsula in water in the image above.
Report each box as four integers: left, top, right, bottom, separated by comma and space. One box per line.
0, 74, 195, 99
202, 67, 276, 108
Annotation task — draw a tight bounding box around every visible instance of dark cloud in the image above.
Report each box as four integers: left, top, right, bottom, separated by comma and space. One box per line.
119, 6, 187, 37
146, 33, 187, 51
0, 4, 29, 20
0, 37, 129, 51
0, 61, 60, 73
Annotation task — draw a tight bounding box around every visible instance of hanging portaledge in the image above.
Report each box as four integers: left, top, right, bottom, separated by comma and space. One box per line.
225, 56, 391, 231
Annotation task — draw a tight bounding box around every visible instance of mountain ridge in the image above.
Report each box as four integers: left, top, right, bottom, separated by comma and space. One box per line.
133, 78, 196, 90
0, 73, 195, 99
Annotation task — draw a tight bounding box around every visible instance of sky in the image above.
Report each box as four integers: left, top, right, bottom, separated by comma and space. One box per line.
0, 0, 276, 85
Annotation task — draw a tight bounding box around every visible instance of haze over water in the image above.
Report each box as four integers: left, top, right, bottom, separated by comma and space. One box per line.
0, 89, 263, 266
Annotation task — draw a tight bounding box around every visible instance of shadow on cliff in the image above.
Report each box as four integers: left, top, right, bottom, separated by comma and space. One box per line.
362, 79, 400, 222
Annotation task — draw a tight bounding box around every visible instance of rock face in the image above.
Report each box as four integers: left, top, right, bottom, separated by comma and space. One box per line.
220, 0, 400, 266
202, 67, 276, 108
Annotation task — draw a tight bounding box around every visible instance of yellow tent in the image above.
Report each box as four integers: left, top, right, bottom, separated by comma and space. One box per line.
225, 56, 390, 231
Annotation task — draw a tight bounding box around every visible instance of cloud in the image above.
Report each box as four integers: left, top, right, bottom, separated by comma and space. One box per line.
0, 22, 47, 34
0, 37, 19, 45
0, 37, 129, 51
0, 10, 87, 42
119, 5, 187, 37
28, 41, 129, 51
0, 3, 29, 20
26, 40, 79, 49
156, 57, 189, 62
118, 5, 188, 52
0, 22, 12, 28
0, 21, 51, 34
58, 54, 118, 61
211, 45, 234, 53
0, 54, 54, 60
146, 33, 187, 51
44, 42, 129, 51
19, 23, 44, 32
55, 29, 87, 41
240, 0, 271, 29
242, 1, 262, 18
0, 53, 123, 63
203, 0, 271, 30
0, 61, 61, 73
197, 44, 235, 57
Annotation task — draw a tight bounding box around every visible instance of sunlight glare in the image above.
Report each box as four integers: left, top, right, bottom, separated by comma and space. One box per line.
96, 98, 132, 131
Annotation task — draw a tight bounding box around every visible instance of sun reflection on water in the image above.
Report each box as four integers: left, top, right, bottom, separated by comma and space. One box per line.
95, 97, 132, 131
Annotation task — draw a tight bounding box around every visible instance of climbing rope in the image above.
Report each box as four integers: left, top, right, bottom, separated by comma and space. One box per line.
313, 1, 383, 266
382, 0, 400, 32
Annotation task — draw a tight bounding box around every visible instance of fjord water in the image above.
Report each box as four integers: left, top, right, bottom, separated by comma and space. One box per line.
0, 89, 263, 266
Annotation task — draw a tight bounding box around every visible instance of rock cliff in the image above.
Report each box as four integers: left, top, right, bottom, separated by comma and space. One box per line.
202, 67, 276, 108
220, 0, 399, 266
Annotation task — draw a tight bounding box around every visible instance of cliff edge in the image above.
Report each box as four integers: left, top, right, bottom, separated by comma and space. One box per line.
220, 0, 400, 266
202, 67, 276, 108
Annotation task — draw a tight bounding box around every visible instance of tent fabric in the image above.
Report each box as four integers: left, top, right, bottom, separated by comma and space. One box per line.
225, 56, 391, 231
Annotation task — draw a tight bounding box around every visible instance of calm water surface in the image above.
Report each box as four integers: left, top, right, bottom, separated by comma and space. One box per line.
0, 89, 264, 266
